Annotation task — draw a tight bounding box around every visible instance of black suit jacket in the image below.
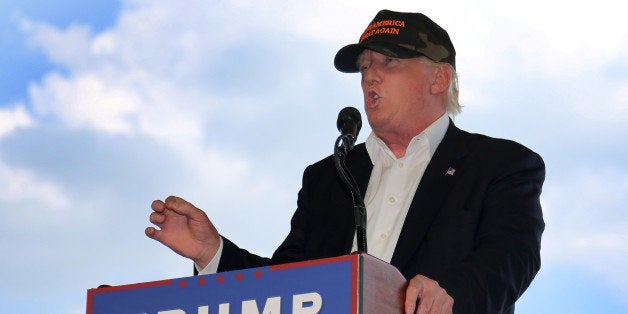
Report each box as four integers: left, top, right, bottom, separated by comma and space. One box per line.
218, 122, 545, 313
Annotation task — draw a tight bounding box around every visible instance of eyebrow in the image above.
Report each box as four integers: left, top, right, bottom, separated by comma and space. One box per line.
356, 52, 368, 68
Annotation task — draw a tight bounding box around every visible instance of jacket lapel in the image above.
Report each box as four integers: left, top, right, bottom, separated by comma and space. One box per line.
347, 144, 374, 201
390, 121, 470, 271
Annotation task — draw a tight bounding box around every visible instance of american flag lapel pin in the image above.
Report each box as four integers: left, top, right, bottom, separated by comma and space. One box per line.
445, 167, 456, 176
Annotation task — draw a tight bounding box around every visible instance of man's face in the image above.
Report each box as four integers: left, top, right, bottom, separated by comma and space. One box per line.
358, 49, 440, 139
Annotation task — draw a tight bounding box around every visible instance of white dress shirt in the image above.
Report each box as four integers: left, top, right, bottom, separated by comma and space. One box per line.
199, 114, 450, 274
352, 113, 449, 262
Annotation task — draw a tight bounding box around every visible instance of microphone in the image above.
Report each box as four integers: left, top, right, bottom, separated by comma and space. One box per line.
336, 107, 362, 152
333, 106, 367, 253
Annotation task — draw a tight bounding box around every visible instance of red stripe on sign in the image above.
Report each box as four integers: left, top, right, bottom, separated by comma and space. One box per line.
269, 254, 356, 271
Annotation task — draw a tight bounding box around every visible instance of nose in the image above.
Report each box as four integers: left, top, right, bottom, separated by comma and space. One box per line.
361, 65, 380, 87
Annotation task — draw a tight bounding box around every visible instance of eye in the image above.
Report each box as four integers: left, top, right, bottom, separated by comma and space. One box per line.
384, 57, 397, 64
357, 59, 370, 72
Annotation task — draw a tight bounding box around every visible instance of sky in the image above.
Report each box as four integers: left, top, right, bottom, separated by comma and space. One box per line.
0, 0, 626, 313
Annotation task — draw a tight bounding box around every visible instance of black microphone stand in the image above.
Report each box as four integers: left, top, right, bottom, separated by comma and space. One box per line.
334, 134, 367, 253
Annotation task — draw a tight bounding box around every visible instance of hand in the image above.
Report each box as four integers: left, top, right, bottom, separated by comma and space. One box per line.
405, 274, 454, 314
145, 196, 220, 268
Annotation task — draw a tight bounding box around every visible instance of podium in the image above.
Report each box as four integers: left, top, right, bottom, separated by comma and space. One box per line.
87, 253, 406, 313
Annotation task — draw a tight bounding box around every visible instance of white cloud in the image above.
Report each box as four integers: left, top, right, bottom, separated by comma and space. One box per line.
15, 1, 299, 253
482, 0, 626, 73
29, 72, 141, 134
17, 0, 332, 199
20, 18, 95, 72
0, 160, 70, 210
541, 169, 628, 297
0, 104, 34, 139
611, 84, 628, 111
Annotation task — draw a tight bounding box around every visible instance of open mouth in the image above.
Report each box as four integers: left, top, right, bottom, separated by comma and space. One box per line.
368, 91, 380, 101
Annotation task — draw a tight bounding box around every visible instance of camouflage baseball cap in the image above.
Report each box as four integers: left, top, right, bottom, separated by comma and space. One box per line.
334, 10, 456, 73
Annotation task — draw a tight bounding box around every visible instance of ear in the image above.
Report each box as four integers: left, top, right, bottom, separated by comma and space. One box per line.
430, 64, 452, 95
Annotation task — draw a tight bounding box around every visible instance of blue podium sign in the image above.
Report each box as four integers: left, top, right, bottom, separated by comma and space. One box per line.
87, 255, 358, 314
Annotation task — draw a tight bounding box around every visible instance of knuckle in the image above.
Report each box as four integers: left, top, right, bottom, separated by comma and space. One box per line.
446, 295, 454, 304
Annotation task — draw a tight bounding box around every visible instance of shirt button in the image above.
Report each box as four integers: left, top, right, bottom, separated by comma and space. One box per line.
380, 233, 388, 239
397, 162, 404, 168
388, 197, 396, 203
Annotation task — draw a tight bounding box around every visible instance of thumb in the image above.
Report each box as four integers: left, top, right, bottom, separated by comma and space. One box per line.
145, 226, 163, 242
405, 276, 425, 313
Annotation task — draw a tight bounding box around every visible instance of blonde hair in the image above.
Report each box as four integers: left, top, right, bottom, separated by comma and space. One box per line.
446, 64, 461, 117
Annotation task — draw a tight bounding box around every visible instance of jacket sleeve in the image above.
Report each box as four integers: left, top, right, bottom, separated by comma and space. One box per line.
216, 236, 273, 272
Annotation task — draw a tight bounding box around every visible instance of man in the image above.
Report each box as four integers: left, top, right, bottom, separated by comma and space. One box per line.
146, 10, 545, 313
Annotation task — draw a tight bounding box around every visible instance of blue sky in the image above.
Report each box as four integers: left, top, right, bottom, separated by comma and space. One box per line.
1, 0, 626, 313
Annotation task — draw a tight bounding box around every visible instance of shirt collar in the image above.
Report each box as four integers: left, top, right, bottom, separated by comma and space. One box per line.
366, 113, 450, 163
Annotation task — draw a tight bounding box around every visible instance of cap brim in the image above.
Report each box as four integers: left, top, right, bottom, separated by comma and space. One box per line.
334, 44, 364, 73
334, 42, 426, 73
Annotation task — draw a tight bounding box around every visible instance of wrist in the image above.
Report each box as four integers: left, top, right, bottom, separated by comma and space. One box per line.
194, 236, 222, 269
